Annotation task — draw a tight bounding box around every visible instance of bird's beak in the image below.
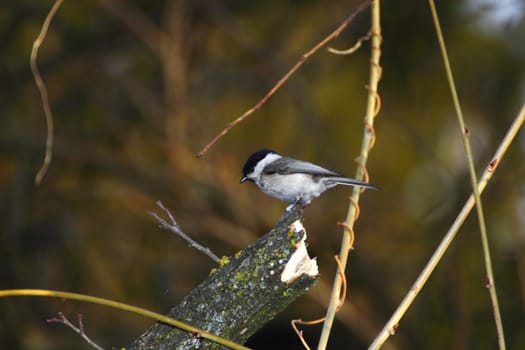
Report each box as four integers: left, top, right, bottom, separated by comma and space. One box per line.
240, 176, 248, 183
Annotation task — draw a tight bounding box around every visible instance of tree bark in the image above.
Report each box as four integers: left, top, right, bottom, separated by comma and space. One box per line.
128, 205, 319, 349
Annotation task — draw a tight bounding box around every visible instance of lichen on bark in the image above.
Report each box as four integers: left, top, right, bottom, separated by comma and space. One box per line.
128, 205, 319, 349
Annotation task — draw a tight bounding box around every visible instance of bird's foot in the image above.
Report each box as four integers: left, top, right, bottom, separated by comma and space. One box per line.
286, 197, 306, 212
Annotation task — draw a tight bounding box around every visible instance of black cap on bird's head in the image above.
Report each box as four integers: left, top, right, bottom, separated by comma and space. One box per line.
240, 149, 278, 183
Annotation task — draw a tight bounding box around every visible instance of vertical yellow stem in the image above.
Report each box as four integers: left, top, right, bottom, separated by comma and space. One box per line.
427, 1, 506, 348
317, 1, 382, 348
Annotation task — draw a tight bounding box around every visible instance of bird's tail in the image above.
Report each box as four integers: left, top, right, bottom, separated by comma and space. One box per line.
331, 177, 382, 190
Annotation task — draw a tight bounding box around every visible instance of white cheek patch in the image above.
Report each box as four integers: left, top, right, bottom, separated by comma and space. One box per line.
252, 153, 282, 179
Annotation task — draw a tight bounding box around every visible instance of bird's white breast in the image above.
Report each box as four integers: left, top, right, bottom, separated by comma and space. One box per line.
258, 173, 324, 204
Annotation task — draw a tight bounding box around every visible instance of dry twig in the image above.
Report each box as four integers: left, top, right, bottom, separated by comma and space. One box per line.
31, 0, 64, 185
328, 31, 372, 55
149, 201, 221, 264
291, 255, 348, 350
317, 1, 383, 348
428, 1, 505, 348
196, 0, 372, 157
47, 312, 104, 350
369, 103, 525, 348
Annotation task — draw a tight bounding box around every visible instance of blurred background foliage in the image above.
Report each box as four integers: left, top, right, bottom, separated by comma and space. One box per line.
1, 0, 524, 349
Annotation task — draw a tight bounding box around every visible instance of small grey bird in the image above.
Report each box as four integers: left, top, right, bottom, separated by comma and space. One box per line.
240, 149, 380, 207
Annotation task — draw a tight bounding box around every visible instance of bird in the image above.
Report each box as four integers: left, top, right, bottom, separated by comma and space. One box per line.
240, 149, 380, 208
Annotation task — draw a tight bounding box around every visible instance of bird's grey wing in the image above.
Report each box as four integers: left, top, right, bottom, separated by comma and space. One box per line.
263, 157, 341, 177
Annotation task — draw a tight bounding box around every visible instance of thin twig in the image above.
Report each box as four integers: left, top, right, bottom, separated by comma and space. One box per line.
31, 0, 64, 186
196, 0, 372, 157
369, 103, 525, 349
333, 255, 347, 309
317, 1, 383, 349
149, 201, 221, 264
291, 255, 348, 350
2, 289, 250, 350
47, 312, 104, 350
428, 1, 505, 349
328, 31, 372, 55
338, 221, 356, 249
291, 319, 312, 350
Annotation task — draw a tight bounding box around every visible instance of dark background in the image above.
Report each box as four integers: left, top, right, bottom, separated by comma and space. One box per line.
1, 0, 524, 349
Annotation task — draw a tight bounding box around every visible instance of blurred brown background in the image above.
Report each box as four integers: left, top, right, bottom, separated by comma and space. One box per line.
1, 0, 524, 349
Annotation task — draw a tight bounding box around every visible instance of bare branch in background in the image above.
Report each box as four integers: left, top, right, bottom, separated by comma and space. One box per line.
369, 103, 525, 349
196, 0, 372, 157
31, 0, 65, 185
149, 201, 221, 264
46, 313, 104, 350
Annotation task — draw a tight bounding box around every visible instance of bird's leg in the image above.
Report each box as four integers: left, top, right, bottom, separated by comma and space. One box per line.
286, 196, 304, 212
